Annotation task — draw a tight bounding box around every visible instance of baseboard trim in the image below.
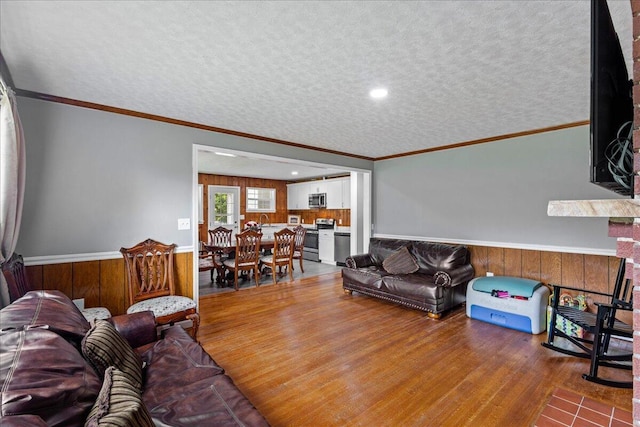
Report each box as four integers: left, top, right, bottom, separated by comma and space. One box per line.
23, 246, 195, 266
372, 234, 616, 257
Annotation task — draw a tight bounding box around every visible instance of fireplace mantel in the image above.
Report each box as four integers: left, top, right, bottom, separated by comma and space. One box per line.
547, 199, 640, 218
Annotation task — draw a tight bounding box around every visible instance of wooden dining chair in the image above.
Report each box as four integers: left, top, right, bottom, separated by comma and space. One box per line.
1, 252, 112, 323
208, 226, 233, 284
292, 225, 307, 273
222, 229, 262, 290
260, 228, 295, 284
198, 241, 216, 284
2, 252, 31, 303
120, 238, 199, 339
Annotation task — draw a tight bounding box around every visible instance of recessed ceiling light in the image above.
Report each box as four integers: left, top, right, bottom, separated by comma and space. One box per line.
369, 88, 388, 99
291, 171, 299, 175
214, 152, 236, 157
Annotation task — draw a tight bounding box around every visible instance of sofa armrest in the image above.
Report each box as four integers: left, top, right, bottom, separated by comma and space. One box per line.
445, 264, 475, 287
345, 253, 376, 269
108, 311, 157, 349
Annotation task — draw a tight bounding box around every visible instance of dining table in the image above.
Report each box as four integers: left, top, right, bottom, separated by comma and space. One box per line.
204, 239, 275, 254
203, 239, 276, 286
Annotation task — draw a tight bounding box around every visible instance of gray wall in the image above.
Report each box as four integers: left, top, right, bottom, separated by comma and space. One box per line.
16, 96, 618, 257
16, 97, 371, 257
373, 125, 621, 253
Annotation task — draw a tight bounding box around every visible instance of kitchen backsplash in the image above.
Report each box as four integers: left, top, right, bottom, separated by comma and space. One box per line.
287, 209, 350, 227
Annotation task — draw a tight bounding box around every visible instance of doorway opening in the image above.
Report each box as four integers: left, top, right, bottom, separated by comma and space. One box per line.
191, 145, 372, 301
208, 185, 240, 237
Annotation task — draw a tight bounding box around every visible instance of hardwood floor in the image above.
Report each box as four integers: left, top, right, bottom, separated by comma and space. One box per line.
198, 272, 632, 427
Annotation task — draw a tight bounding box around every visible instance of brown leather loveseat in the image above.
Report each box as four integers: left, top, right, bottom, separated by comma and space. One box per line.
0, 290, 269, 426
342, 238, 474, 318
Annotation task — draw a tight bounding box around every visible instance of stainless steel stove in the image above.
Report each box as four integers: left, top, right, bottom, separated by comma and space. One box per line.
302, 219, 335, 262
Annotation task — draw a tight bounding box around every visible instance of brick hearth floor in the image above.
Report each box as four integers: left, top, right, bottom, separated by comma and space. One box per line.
534, 388, 631, 427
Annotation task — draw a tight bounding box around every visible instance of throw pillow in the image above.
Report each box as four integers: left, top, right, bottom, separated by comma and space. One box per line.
81, 320, 143, 391
85, 366, 153, 427
382, 246, 419, 275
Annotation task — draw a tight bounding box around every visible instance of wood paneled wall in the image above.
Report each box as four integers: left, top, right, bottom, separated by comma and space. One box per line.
23, 244, 619, 319
198, 174, 350, 242
24, 252, 193, 317
468, 245, 618, 294
199, 174, 288, 242
469, 246, 633, 323
468, 244, 626, 323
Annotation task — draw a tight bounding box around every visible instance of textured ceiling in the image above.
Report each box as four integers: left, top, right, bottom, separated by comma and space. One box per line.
197, 149, 349, 181
0, 0, 633, 161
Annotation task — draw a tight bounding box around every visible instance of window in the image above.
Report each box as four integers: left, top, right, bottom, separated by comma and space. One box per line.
246, 187, 276, 212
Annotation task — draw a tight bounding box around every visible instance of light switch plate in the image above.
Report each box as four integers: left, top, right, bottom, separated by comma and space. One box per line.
178, 218, 191, 230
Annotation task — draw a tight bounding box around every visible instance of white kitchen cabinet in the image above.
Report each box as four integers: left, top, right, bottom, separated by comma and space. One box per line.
287, 183, 298, 210
287, 183, 309, 210
325, 179, 343, 209
288, 177, 350, 210
325, 177, 350, 209
308, 181, 327, 195
341, 177, 351, 209
318, 229, 335, 264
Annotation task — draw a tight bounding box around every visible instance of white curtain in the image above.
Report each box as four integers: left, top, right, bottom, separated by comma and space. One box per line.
0, 75, 26, 307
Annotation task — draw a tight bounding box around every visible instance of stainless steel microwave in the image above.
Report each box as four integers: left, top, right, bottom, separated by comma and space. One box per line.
308, 193, 326, 208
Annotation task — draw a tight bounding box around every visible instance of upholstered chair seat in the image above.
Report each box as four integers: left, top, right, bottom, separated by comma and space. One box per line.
259, 254, 291, 265
81, 306, 112, 324
126, 295, 196, 318
199, 256, 215, 270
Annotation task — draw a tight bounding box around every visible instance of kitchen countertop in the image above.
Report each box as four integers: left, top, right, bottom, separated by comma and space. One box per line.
296, 224, 350, 232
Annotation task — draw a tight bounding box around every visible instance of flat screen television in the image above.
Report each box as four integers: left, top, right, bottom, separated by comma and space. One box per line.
590, 0, 634, 197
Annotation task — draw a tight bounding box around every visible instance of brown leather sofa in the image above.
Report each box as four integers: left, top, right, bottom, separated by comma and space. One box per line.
0, 290, 269, 426
342, 238, 474, 318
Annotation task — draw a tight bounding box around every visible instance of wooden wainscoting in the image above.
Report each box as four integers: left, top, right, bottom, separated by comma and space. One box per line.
468, 245, 619, 294
22, 246, 618, 319
467, 245, 625, 322
24, 252, 193, 317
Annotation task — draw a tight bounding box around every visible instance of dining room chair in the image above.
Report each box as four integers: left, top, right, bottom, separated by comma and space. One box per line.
260, 228, 295, 284
292, 225, 307, 273
208, 226, 233, 284
222, 229, 262, 290
198, 241, 216, 284
120, 238, 199, 339
2, 252, 31, 304
1, 252, 112, 323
